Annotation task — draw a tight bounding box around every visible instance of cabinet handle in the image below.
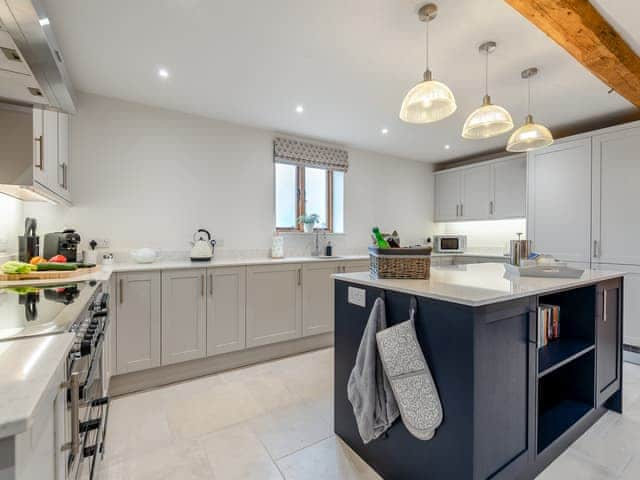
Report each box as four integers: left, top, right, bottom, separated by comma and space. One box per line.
297, 268, 302, 286
201, 274, 205, 297
603, 289, 607, 323
119, 279, 123, 304
593, 240, 599, 258
456, 204, 459, 217
489, 201, 494, 215
460, 204, 463, 217
209, 273, 213, 296
35, 135, 44, 170
63, 163, 68, 189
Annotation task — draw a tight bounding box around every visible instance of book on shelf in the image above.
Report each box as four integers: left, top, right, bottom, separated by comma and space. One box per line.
538, 304, 561, 348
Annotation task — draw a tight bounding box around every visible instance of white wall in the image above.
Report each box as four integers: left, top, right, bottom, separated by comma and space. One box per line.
0, 193, 23, 257
435, 218, 527, 254
24, 93, 434, 257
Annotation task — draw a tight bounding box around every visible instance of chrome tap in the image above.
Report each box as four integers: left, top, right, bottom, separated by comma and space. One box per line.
311, 231, 321, 256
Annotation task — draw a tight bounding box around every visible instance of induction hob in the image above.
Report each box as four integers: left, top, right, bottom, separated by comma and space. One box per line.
0, 281, 92, 341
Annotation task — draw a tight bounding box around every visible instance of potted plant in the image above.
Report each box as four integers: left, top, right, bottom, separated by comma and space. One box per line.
297, 213, 320, 233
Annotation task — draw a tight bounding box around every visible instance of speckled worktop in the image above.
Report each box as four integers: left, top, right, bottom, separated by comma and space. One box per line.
333, 262, 624, 307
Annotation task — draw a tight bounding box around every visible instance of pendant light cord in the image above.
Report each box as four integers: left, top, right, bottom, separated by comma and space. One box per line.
484, 48, 489, 97
527, 75, 532, 115
425, 20, 430, 73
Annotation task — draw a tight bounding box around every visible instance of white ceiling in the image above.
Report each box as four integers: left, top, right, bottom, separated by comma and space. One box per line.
41, 0, 637, 163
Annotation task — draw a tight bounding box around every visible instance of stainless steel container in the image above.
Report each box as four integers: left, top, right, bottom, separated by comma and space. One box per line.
509, 233, 532, 266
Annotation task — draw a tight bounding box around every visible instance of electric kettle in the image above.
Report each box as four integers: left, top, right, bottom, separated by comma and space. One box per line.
190, 229, 216, 261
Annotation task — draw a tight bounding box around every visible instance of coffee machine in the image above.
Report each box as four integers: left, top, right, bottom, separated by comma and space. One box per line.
43, 229, 81, 262
18, 217, 39, 262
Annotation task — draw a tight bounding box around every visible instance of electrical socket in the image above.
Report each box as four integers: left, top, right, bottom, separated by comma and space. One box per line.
91, 239, 110, 249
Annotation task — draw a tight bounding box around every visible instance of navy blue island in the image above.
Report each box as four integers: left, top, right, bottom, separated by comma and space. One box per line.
333, 263, 624, 480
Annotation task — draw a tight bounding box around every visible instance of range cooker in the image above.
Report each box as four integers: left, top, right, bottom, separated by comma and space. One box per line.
0, 281, 110, 479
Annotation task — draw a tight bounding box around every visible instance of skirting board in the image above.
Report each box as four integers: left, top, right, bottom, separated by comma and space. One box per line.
109, 333, 334, 396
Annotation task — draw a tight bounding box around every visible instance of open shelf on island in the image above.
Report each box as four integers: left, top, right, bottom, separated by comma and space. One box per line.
537, 285, 596, 377
538, 339, 595, 377
537, 349, 595, 453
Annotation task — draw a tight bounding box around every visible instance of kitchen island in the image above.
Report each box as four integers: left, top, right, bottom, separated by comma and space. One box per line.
333, 263, 624, 480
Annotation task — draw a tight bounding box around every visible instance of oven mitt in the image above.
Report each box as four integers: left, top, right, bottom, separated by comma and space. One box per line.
375, 301, 443, 441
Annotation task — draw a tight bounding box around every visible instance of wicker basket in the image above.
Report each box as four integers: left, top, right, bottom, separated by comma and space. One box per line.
368, 246, 431, 280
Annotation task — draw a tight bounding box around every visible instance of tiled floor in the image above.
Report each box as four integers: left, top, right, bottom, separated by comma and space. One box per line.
99, 349, 640, 479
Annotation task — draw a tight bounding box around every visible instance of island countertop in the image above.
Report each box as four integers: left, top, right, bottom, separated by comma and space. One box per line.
332, 262, 624, 307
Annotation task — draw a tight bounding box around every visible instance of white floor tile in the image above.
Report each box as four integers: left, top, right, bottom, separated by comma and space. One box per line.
277, 437, 382, 480
199, 424, 283, 480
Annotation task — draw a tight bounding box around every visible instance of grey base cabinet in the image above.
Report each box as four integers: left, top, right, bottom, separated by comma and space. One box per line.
161, 269, 206, 365
207, 266, 246, 355
302, 262, 338, 337
246, 263, 302, 347
115, 271, 161, 374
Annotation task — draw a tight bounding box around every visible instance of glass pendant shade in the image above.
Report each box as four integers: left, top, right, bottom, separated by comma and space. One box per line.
462, 95, 513, 139
399, 73, 457, 123
506, 115, 554, 152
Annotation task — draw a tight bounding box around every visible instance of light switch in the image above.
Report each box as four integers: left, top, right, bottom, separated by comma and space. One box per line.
348, 286, 366, 308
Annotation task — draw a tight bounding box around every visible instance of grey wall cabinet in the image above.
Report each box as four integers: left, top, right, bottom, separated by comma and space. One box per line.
206, 266, 246, 355
246, 263, 302, 347
115, 271, 161, 374
434, 155, 526, 222
161, 269, 207, 365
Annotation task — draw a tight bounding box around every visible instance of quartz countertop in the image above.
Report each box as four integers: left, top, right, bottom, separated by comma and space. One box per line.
0, 255, 370, 287
333, 262, 624, 307
0, 333, 75, 438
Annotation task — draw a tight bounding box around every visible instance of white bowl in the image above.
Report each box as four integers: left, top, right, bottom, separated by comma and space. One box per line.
130, 248, 158, 264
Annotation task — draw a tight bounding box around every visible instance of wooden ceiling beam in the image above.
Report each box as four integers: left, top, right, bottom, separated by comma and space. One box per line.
504, 0, 640, 108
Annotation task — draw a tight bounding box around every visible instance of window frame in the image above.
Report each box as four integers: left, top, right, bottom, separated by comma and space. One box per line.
275, 164, 337, 233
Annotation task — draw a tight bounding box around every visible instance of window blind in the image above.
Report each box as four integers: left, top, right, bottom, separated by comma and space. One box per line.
273, 137, 349, 172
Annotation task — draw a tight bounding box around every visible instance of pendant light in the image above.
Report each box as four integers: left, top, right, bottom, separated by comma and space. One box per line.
506, 68, 554, 152
399, 3, 456, 124
462, 41, 513, 139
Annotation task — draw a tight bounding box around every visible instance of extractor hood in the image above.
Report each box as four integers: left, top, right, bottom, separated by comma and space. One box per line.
0, 0, 75, 113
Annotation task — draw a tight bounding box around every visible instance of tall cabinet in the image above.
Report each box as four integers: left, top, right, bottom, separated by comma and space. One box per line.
527, 122, 640, 353
527, 139, 592, 264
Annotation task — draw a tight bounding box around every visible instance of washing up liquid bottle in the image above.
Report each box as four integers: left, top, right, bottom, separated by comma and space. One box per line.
372, 227, 390, 249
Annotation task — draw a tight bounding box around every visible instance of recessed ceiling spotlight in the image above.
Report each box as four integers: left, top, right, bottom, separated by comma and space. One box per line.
157, 68, 169, 79
444, 144, 451, 150
381, 128, 389, 135
295, 105, 304, 113
39, 17, 50, 26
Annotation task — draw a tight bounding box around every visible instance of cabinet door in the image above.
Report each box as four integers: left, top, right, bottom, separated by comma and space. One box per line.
246, 263, 302, 347
40, 109, 60, 193
56, 112, 71, 201
492, 156, 526, 219
592, 127, 640, 265
596, 279, 622, 405
593, 264, 640, 351
162, 269, 206, 365
343, 261, 370, 273
527, 139, 592, 263
302, 262, 339, 337
207, 266, 246, 355
434, 170, 461, 222
115, 272, 161, 374
460, 164, 492, 220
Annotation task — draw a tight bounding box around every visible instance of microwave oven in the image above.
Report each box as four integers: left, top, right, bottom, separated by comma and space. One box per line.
434, 234, 467, 253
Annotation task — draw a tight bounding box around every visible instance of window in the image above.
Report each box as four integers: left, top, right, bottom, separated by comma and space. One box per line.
275, 164, 344, 232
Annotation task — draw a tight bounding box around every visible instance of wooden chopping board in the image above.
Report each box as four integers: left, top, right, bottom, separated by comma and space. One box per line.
0, 265, 101, 281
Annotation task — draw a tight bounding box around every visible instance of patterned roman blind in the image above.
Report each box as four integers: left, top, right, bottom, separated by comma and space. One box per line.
273, 137, 349, 172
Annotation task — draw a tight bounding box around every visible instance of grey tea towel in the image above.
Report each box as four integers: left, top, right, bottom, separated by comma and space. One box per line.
347, 297, 400, 444
376, 301, 443, 440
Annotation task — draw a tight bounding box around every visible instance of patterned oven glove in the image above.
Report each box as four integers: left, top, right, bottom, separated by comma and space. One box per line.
375, 299, 443, 440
